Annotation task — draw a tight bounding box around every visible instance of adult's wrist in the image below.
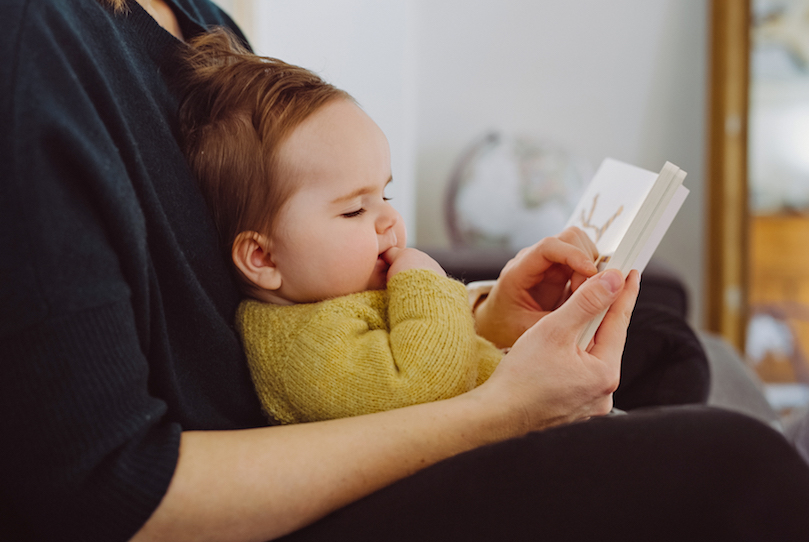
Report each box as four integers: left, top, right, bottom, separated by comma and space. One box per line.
452, 378, 534, 446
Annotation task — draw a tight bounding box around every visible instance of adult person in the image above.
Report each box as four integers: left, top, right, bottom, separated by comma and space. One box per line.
2, 2, 809, 542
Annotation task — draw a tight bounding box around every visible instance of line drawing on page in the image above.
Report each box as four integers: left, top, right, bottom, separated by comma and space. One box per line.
578, 194, 623, 243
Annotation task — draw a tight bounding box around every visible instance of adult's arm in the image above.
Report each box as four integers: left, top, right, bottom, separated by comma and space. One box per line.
133, 268, 639, 541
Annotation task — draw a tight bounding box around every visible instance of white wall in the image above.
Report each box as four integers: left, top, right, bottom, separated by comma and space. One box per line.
222, 0, 709, 327
412, 0, 708, 326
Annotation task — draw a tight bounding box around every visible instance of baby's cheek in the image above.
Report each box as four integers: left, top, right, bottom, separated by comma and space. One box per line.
334, 240, 378, 282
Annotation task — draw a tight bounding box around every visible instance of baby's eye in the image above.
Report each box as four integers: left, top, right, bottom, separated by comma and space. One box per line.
342, 208, 366, 218
383, 196, 392, 202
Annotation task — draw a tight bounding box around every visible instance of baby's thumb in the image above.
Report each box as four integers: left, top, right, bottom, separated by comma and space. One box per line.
551, 269, 623, 337
381, 246, 401, 264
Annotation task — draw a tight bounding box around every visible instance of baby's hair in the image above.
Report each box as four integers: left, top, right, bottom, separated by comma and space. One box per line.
177, 27, 352, 290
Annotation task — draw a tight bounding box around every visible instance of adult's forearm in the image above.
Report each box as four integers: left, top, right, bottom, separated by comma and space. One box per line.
132, 391, 514, 542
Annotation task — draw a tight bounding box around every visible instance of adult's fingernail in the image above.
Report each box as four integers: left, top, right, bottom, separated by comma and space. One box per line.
599, 269, 622, 293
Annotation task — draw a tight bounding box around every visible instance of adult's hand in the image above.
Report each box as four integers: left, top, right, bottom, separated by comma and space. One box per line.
474, 268, 640, 431
475, 227, 599, 348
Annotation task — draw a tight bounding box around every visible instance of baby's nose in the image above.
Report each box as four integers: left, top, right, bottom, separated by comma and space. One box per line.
379, 227, 398, 248
376, 206, 399, 234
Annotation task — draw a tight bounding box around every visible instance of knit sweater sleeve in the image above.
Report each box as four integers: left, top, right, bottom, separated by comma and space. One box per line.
387, 270, 502, 388
237, 269, 502, 424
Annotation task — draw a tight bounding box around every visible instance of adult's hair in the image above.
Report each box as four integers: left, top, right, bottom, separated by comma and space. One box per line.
177, 28, 351, 291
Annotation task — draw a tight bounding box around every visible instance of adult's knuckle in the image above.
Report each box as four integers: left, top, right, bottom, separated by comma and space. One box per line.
604, 373, 620, 394
531, 238, 549, 253
516, 246, 532, 259
578, 288, 604, 315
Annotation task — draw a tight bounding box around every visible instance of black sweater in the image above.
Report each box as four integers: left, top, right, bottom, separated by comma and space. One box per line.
0, 1, 266, 540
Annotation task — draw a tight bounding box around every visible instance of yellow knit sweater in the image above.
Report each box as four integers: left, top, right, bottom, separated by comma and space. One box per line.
236, 269, 503, 424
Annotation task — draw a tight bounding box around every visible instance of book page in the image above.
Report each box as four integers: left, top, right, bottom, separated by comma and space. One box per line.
564, 158, 659, 259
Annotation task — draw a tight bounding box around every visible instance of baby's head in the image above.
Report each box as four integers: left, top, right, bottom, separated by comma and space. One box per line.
180, 29, 406, 305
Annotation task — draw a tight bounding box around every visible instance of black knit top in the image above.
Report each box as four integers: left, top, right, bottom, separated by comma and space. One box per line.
0, 1, 266, 539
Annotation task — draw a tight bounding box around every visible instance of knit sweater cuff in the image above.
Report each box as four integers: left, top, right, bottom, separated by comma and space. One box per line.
386, 269, 470, 326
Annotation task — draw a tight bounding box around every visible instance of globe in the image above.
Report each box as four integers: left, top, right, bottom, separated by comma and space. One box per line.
445, 132, 593, 251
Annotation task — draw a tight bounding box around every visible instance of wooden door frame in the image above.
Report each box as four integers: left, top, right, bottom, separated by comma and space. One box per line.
706, 0, 750, 352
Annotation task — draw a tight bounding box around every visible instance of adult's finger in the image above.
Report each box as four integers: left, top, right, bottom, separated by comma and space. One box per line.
503, 237, 597, 287
590, 270, 640, 358
557, 226, 599, 260
546, 269, 625, 343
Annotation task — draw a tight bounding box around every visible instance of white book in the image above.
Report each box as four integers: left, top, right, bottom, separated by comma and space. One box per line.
564, 158, 689, 349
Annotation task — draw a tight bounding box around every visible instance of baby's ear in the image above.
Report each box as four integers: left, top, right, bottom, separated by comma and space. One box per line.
232, 231, 282, 291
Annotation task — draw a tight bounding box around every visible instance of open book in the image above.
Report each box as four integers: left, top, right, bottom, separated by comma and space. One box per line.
564, 158, 689, 348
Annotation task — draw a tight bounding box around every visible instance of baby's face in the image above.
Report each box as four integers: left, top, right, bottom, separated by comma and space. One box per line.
267, 99, 407, 304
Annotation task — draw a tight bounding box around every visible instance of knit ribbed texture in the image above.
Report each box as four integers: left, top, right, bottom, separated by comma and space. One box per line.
0, 301, 181, 541
237, 269, 503, 424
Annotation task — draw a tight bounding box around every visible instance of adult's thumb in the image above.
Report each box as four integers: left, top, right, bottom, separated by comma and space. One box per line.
552, 269, 624, 336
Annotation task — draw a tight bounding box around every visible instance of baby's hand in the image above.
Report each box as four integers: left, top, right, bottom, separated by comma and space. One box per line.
382, 247, 447, 281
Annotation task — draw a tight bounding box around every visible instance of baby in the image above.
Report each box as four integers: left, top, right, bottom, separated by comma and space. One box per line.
179, 29, 502, 424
